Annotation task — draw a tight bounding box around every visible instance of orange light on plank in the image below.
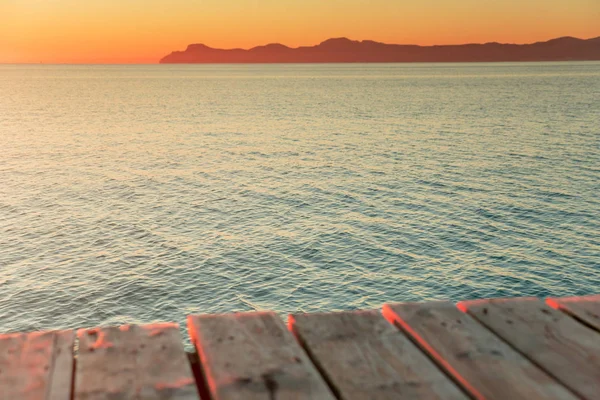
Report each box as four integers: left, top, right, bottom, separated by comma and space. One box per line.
382, 304, 487, 400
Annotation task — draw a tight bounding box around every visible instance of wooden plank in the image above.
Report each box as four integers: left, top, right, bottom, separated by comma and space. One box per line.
75, 323, 199, 400
289, 310, 467, 400
547, 294, 600, 331
459, 297, 600, 400
383, 301, 576, 400
188, 311, 335, 400
0, 329, 74, 400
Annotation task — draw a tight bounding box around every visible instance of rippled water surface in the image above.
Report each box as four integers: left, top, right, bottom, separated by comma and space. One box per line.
1, 63, 599, 335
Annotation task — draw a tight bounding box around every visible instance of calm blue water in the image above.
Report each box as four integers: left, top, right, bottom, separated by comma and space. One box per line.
0, 63, 599, 336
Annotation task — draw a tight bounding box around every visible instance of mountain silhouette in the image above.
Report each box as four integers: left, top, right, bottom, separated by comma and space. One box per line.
160, 36, 600, 63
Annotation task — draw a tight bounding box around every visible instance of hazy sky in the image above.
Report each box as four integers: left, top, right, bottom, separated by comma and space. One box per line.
1, 0, 598, 63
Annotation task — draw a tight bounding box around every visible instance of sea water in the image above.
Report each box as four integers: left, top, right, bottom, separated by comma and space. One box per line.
0, 62, 598, 335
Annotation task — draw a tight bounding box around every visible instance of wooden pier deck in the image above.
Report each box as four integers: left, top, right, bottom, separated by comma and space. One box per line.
1, 294, 599, 399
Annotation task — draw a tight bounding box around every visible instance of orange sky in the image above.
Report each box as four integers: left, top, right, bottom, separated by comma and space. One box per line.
1, 0, 598, 64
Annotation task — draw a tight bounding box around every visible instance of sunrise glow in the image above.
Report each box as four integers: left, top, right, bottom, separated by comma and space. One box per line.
1, 0, 598, 64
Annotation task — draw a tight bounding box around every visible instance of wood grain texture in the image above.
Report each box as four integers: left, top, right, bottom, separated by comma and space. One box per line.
0, 329, 74, 400
547, 294, 600, 332
383, 301, 576, 400
188, 311, 335, 400
290, 310, 467, 400
460, 297, 600, 400
75, 323, 199, 400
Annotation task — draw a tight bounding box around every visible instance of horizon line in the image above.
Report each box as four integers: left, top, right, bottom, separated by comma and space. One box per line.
3, 34, 599, 65
4, 60, 600, 66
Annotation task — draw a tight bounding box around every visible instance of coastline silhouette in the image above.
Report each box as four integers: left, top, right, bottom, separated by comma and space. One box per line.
160, 36, 600, 63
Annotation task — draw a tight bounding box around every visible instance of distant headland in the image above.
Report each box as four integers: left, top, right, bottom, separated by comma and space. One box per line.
160, 36, 600, 64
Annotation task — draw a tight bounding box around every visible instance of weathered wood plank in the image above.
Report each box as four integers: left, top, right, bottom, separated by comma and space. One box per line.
547, 294, 600, 332
0, 329, 74, 400
383, 301, 576, 400
188, 311, 335, 400
75, 323, 199, 400
459, 297, 600, 400
290, 310, 467, 399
